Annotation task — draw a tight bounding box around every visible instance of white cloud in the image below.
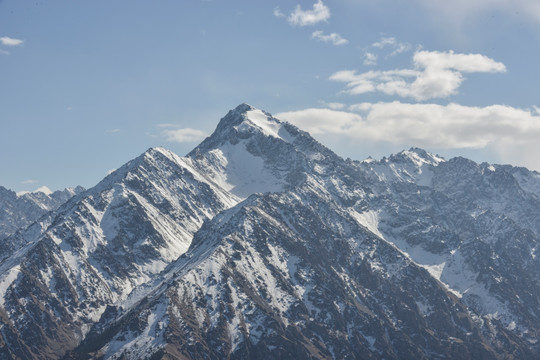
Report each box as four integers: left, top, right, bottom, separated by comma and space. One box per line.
106, 128, 120, 133
276, 102, 540, 169
311, 30, 348, 45
389, 43, 411, 57
273, 7, 285, 18
162, 127, 207, 143
371, 37, 411, 56
372, 37, 397, 49
363, 52, 377, 66
414, 50, 506, 72
35, 186, 53, 195
288, 0, 330, 26
318, 101, 346, 110
330, 50, 506, 101
327, 102, 346, 110
0, 36, 24, 46
276, 108, 362, 135
21, 179, 38, 185
348, 103, 373, 112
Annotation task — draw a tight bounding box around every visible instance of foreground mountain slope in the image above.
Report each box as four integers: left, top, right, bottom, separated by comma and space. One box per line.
0, 148, 239, 359
1, 103, 344, 359
73, 182, 532, 359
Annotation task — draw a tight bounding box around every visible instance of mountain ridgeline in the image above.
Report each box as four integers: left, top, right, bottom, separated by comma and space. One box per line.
0, 104, 538, 359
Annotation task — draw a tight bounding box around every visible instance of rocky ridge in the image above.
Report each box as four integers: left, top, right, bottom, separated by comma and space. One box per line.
0, 104, 538, 359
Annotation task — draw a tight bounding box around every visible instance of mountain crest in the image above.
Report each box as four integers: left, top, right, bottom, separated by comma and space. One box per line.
390, 147, 445, 167
3, 104, 540, 359
189, 104, 296, 157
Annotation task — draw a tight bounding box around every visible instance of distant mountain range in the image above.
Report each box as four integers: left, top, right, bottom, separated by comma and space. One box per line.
0, 104, 538, 359
0, 186, 85, 241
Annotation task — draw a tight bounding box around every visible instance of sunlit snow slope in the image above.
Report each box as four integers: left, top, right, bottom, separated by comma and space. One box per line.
0, 104, 539, 360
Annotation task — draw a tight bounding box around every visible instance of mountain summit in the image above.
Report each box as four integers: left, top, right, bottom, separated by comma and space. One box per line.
1, 104, 539, 359
188, 103, 342, 198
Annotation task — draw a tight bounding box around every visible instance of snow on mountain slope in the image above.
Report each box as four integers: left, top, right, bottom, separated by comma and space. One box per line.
0, 185, 84, 241
187, 103, 346, 199
0, 147, 239, 359
74, 185, 533, 359
1, 103, 539, 359
359, 147, 444, 186
354, 149, 540, 342
72, 106, 538, 358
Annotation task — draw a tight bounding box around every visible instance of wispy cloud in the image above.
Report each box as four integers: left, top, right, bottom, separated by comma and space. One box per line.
372, 37, 396, 49
287, 0, 330, 26
273, 7, 285, 18
34, 186, 53, 195
0, 36, 24, 46
106, 128, 121, 133
21, 179, 38, 185
159, 125, 208, 143
276, 102, 540, 170
363, 52, 377, 66
361, 37, 411, 66
311, 30, 348, 45
372, 37, 411, 57
318, 101, 346, 110
331, 50, 506, 101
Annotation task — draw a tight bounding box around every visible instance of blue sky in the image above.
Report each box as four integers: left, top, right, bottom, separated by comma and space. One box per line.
1, 0, 540, 192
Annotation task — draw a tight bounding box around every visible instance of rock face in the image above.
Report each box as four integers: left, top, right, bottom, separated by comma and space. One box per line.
0, 148, 238, 359
0, 186, 85, 241
0, 104, 539, 359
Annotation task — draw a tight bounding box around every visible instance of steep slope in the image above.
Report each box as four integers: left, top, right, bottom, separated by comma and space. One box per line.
357, 149, 540, 345
71, 109, 538, 359
1, 104, 539, 359
0, 148, 238, 359
187, 103, 352, 199
73, 186, 532, 359
0, 186, 84, 241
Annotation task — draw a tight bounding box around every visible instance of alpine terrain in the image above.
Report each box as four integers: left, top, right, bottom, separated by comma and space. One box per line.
0, 186, 85, 262
0, 104, 538, 359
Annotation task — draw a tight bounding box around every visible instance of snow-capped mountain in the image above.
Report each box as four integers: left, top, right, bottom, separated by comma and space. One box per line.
0, 104, 539, 359
0, 186, 84, 241
356, 149, 540, 344
0, 148, 239, 359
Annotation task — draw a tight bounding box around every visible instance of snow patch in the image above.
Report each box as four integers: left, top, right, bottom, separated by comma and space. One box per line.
0, 265, 20, 307
201, 141, 286, 199
350, 210, 384, 239
421, 262, 446, 281
241, 109, 295, 143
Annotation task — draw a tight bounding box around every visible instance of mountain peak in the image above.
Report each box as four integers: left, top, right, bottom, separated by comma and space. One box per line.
143, 146, 179, 161
392, 147, 445, 167
185, 104, 343, 199
232, 102, 255, 113
189, 104, 295, 157
224, 103, 288, 140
